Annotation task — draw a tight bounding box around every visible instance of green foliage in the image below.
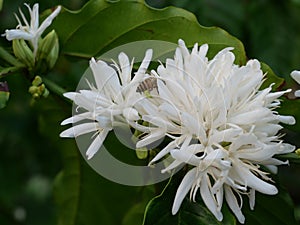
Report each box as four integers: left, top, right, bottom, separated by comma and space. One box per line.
151, 0, 300, 76
260, 62, 284, 90
51, 0, 246, 64
242, 186, 297, 225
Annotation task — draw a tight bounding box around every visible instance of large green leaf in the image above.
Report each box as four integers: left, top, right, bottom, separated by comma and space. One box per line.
51, 0, 246, 64
260, 62, 284, 90
242, 186, 297, 225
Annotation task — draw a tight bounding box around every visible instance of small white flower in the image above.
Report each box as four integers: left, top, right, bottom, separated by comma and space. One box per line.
60, 50, 153, 159
2, 3, 61, 56
291, 70, 300, 97
135, 39, 295, 223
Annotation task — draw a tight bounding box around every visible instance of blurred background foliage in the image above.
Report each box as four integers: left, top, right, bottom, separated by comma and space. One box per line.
1, 0, 300, 224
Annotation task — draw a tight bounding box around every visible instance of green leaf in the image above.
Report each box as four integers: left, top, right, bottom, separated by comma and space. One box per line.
122, 186, 155, 225
143, 174, 236, 225
242, 186, 297, 225
51, 0, 246, 64
260, 62, 284, 90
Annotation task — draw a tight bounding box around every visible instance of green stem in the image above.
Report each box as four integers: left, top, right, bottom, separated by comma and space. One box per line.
0, 46, 23, 67
42, 77, 71, 104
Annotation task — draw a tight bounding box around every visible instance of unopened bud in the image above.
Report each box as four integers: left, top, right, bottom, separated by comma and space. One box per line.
38, 84, 46, 95
37, 30, 59, 70
12, 39, 35, 69
136, 147, 148, 159
32, 75, 43, 87
28, 86, 38, 95
32, 93, 39, 99
28, 76, 49, 99
42, 88, 49, 98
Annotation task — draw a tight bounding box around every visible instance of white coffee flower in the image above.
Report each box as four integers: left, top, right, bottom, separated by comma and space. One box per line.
136, 39, 295, 223
3, 3, 61, 56
60, 50, 152, 159
291, 70, 300, 97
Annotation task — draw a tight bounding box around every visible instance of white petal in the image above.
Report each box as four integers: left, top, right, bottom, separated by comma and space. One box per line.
133, 49, 153, 81
295, 90, 300, 97
136, 129, 165, 148
265, 89, 291, 104
291, 70, 300, 84
148, 141, 177, 164
265, 165, 278, 174
30, 4, 39, 30
178, 39, 190, 59
235, 165, 278, 195
123, 107, 140, 121
159, 102, 179, 121
60, 122, 98, 138
89, 58, 121, 97
36, 5, 61, 36
172, 168, 197, 215
278, 115, 296, 125
142, 115, 177, 131
229, 108, 270, 125
181, 112, 206, 139
118, 52, 131, 85
210, 128, 242, 144
63, 92, 77, 101
224, 186, 245, 224
200, 175, 223, 221
61, 112, 93, 125
86, 129, 110, 159
4, 29, 33, 40
238, 145, 278, 161
249, 188, 255, 210
254, 124, 282, 136
170, 150, 198, 166
229, 134, 257, 152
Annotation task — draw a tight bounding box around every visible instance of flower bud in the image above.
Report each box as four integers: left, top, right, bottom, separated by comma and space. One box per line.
136, 147, 148, 159
12, 39, 35, 69
28, 86, 39, 95
32, 75, 43, 86
28, 76, 49, 99
37, 30, 59, 70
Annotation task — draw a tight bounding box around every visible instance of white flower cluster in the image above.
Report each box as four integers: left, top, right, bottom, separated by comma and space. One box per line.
60, 40, 295, 223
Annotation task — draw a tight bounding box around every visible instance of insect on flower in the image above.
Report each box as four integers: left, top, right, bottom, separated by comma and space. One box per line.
136, 77, 158, 93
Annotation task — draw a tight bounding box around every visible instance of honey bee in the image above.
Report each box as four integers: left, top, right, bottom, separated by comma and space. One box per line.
136, 77, 158, 93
